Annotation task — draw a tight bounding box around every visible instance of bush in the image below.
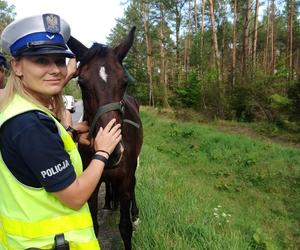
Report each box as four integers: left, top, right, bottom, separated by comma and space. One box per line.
171, 71, 201, 108
287, 80, 300, 121
64, 80, 81, 100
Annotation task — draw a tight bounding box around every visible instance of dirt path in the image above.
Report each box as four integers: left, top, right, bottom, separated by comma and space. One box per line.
97, 184, 123, 250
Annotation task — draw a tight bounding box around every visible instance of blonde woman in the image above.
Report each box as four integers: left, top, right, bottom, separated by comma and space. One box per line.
0, 14, 121, 250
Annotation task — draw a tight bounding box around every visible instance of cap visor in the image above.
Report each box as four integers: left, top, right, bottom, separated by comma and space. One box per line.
19, 48, 75, 58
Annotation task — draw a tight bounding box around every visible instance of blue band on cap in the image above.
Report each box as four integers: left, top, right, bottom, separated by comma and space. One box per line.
10, 32, 65, 56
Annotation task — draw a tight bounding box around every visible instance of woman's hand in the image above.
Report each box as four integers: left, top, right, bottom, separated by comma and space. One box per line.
94, 119, 122, 155
64, 58, 77, 86
73, 121, 90, 145
61, 109, 73, 128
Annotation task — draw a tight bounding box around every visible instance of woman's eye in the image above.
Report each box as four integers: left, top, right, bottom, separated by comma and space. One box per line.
35, 57, 49, 65
33, 57, 66, 66
55, 58, 66, 66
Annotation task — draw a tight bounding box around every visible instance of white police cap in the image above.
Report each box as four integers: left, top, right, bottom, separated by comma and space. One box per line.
1, 13, 74, 58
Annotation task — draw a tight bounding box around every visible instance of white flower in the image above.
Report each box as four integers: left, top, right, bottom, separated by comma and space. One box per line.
222, 212, 227, 217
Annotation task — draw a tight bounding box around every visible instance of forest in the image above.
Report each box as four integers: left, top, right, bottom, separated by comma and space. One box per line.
106, 0, 300, 132
1, 0, 300, 131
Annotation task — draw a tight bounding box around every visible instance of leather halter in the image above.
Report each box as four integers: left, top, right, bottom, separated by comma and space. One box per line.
88, 100, 140, 138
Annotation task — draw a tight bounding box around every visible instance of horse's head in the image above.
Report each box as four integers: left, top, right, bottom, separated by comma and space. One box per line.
68, 27, 136, 167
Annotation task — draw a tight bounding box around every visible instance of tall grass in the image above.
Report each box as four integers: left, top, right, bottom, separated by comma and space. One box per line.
132, 108, 300, 250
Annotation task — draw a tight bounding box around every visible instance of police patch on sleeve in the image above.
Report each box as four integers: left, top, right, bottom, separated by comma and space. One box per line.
43, 14, 60, 33
40, 160, 70, 179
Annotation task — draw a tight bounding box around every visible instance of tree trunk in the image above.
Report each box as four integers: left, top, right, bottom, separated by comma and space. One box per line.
264, 0, 270, 73
200, 0, 206, 77
242, 0, 251, 75
194, 0, 198, 33
159, 2, 169, 107
174, 5, 181, 85
232, 0, 237, 87
286, 0, 294, 80
184, 0, 192, 81
253, 0, 259, 71
141, 0, 155, 106
208, 0, 221, 80
270, 0, 276, 74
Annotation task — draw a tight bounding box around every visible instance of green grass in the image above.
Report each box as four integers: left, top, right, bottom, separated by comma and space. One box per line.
132, 107, 300, 250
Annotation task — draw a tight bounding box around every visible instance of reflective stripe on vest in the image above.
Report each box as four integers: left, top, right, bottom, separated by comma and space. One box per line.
1, 212, 93, 238
0, 95, 100, 250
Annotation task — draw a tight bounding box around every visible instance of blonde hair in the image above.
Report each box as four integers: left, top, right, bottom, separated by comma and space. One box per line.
0, 70, 65, 120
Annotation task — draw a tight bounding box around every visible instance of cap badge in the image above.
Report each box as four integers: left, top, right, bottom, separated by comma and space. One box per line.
46, 34, 55, 40
43, 14, 60, 33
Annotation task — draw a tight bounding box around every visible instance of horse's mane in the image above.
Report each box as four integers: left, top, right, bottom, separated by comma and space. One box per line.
80, 43, 109, 66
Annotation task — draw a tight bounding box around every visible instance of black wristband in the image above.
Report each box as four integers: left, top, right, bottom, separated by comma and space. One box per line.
92, 154, 108, 167
66, 126, 79, 142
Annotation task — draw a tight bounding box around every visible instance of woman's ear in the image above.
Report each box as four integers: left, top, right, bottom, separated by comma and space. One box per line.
10, 58, 23, 77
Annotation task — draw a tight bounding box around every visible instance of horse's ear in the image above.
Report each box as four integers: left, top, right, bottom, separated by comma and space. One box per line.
67, 36, 88, 62
114, 26, 136, 63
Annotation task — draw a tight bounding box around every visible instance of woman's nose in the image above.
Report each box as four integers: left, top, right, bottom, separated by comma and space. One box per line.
49, 62, 61, 74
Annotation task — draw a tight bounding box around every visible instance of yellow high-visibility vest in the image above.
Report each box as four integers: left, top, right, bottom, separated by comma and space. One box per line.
0, 94, 100, 250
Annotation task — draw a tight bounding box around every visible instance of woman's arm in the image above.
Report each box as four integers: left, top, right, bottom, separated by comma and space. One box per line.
54, 119, 121, 210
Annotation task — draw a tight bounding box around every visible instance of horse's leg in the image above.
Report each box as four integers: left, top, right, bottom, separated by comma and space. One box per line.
103, 181, 119, 210
103, 181, 112, 210
118, 189, 133, 250
112, 184, 119, 210
131, 175, 139, 225
89, 182, 101, 234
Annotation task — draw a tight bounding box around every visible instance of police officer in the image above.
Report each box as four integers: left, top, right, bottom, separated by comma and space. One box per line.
0, 14, 121, 250
0, 52, 8, 89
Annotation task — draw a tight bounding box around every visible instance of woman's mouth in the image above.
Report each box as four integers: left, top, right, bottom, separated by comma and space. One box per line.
45, 79, 61, 84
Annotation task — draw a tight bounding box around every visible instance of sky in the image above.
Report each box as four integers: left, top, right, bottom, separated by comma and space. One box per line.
6, 0, 126, 47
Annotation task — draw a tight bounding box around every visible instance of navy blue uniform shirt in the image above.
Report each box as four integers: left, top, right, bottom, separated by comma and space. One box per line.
0, 110, 76, 192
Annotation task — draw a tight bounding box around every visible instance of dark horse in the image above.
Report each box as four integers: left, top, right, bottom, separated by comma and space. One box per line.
67, 27, 143, 250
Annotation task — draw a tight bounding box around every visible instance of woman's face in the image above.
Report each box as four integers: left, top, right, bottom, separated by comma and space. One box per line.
12, 54, 67, 101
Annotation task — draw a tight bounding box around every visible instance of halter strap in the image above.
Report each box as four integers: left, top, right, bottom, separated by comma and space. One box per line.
88, 101, 140, 138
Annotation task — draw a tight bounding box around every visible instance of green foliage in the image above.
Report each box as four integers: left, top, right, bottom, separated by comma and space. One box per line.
252, 228, 278, 250
230, 84, 256, 122
270, 94, 292, 110
287, 80, 300, 121
0, 0, 15, 33
171, 71, 201, 108
63, 80, 81, 100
